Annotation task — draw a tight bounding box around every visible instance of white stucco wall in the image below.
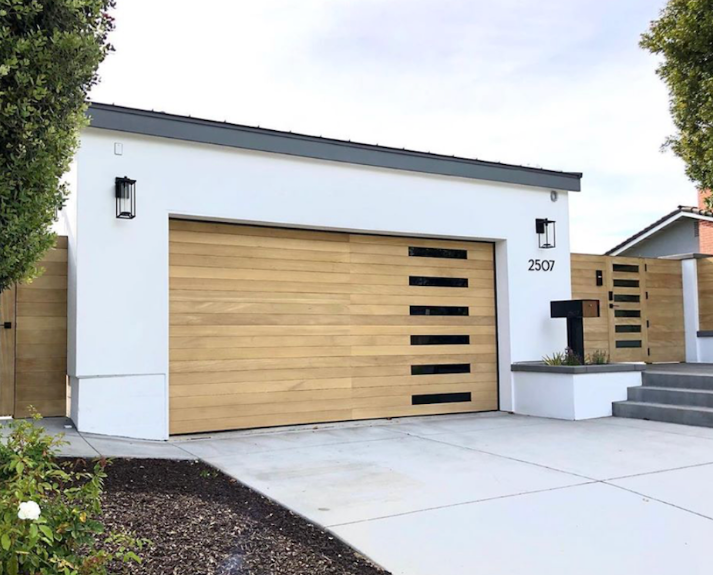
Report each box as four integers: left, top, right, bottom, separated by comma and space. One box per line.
681, 258, 700, 362
68, 128, 574, 439
698, 337, 713, 362
678, 257, 713, 363
513, 370, 642, 420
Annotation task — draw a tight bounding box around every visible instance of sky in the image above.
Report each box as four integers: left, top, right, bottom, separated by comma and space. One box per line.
89, 0, 697, 254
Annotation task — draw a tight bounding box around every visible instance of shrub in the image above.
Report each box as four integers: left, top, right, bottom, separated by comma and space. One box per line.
542, 348, 582, 366
586, 350, 610, 365
542, 348, 611, 366
0, 414, 146, 575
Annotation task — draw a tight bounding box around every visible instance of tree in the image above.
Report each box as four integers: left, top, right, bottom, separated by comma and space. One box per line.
0, 0, 115, 292
641, 0, 713, 205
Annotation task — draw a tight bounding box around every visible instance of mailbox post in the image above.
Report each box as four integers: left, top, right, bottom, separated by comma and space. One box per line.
550, 299, 600, 361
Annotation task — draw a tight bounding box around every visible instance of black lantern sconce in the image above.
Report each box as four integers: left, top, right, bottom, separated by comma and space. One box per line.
115, 176, 136, 219
535, 218, 556, 249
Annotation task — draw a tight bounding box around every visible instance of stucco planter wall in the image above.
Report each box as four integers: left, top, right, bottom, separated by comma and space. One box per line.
511, 362, 645, 420
697, 331, 713, 363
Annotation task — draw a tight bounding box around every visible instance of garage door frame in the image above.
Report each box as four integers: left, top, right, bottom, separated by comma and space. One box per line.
168, 218, 501, 434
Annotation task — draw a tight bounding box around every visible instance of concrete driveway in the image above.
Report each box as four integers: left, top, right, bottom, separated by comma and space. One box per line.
28, 412, 713, 575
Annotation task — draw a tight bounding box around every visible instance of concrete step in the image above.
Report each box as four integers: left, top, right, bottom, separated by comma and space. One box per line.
643, 372, 713, 391
612, 401, 713, 428
628, 386, 713, 408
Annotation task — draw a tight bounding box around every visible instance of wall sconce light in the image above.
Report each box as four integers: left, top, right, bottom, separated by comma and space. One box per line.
536, 218, 556, 249
115, 176, 136, 219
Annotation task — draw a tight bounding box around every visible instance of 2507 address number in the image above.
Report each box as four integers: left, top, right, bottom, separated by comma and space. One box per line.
528, 259, 555, 271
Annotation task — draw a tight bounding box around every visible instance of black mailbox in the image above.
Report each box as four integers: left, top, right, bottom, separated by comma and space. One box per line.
551, 300, 600, 319
550, 299, 600, 361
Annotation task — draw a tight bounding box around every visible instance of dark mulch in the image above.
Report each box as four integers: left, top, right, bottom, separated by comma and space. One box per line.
95, 458, 389, 575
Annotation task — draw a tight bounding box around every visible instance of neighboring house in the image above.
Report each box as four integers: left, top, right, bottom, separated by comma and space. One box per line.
58, 103, 582, 440
606, 190, 713, 257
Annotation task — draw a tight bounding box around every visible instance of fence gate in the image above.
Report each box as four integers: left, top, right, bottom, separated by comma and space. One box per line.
571, 254, 685, 363
0, 238, 68, 418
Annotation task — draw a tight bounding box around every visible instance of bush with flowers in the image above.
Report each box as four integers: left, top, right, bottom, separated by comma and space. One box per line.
0, 414, 146, 574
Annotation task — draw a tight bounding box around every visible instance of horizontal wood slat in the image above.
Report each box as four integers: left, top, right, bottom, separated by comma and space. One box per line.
0, 286, 16, 416
13, 240, 68, 418
169, 221, 497, 434
570, 254, 610, 358
571, 253, 685, 363
698, 258, 713, 331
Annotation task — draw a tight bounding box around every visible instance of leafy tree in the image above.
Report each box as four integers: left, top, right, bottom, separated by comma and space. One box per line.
0, 0, 115, 292
641, 0, 713, 205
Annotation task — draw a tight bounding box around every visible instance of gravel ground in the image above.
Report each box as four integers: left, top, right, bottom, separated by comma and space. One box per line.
95, 458, 389, 575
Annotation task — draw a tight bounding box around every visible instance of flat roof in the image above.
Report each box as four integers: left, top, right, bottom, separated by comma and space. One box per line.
87, 103, 582, 192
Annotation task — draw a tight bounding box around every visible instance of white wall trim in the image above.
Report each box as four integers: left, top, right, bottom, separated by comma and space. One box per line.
494, 240, 513, 411
681, 258, 700, 362
71, 374, 168, 440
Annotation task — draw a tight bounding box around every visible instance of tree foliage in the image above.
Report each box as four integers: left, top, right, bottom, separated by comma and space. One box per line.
641, 0, 713, 203
0, 0, 115, 292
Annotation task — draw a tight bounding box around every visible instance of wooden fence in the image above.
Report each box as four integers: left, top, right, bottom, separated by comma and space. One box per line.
571, 254, 685, 363
0, 238, 68, 418
698, 257, 713, 332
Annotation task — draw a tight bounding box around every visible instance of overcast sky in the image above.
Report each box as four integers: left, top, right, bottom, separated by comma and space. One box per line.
89, 0, 696, 254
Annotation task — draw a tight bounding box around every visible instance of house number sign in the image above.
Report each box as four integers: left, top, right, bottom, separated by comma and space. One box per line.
528, 259, 556, 271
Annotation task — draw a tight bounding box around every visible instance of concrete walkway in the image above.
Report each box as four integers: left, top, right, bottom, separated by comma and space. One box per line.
17, 412, 713, 575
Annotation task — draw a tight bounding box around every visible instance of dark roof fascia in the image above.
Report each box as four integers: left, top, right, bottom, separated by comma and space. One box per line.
86, 103, 582, 192
605, 206, 713, 255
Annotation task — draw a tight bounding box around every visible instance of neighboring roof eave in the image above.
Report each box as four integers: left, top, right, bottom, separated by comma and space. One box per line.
606, 206, 713, 255
86, 103, 582, 192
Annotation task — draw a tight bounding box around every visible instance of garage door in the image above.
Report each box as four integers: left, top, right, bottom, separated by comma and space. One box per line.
169, 220, 498, 434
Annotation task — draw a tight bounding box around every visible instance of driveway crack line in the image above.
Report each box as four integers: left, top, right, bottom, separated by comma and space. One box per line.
173, 443, 201, 459
326, 481, 599, 528
74, 431, 103, 458
403, 433, 713, 526
412, 433, 600, 482
177, 435, 405, 460
603, 482, 713, 522
383, 418, 552, 438
602, 460, 713, 482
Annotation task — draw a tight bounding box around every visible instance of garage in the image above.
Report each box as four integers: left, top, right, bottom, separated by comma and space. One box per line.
65, 104, 580, 440
168, 219, 498, 434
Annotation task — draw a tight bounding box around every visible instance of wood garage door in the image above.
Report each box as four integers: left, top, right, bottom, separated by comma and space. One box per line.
169, 220, 498, 434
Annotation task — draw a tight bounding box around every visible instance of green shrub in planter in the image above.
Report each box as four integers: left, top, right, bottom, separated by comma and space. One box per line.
542, 348, 582, 366
0, 415, 146, 575
586, 349, 610, 365
542, 348, 611, 366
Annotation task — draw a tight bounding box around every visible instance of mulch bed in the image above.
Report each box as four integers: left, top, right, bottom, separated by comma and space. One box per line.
93, 458, 389, 575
